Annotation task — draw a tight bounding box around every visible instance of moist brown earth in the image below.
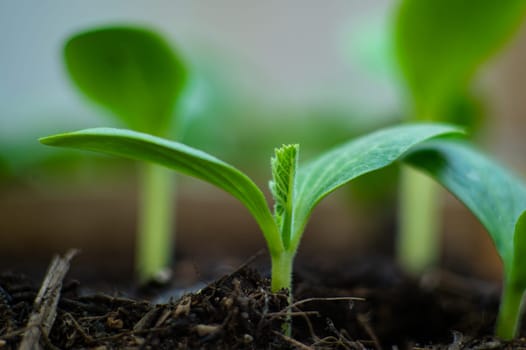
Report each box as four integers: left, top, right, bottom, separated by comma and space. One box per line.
1, 257, 525, 349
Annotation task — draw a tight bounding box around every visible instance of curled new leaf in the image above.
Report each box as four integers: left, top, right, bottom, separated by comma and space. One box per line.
270, 144, 299, 248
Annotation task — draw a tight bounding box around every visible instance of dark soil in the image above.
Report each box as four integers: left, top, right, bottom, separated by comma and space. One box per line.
1, 256, 525, 349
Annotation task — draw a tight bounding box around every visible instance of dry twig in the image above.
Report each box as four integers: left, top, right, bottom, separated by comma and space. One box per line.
272, 330, 314, 350
18, 249, 78, 350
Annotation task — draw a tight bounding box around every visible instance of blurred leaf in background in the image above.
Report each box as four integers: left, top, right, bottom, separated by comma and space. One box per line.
64, 26, 187, 136
395, 0, 526, 125
64, 26, 189, 282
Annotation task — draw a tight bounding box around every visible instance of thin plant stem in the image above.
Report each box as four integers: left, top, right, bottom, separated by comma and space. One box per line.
397, 166, 441, 274
136, 162, 175, 282
496, 281, 525, 340
271, 251, 294, 335
270, 251, 294, 293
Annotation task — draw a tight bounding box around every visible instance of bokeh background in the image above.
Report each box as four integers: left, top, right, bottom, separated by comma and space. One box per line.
1, 0, 526, 285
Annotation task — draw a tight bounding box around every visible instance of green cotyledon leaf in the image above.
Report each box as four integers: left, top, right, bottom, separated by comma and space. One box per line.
39, 128, 282, 256
403, 140, 526, 276
290, 123, 463, 250
64, 26, 187, 135
404, 140, 526, 339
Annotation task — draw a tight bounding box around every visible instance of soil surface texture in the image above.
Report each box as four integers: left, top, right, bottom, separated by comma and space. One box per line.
1, 257, 525, 349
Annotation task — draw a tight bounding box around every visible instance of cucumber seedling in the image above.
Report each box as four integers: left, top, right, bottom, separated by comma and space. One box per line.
41, 122, 526, 338
63, 26, 188, 282
40, 123, 461, 292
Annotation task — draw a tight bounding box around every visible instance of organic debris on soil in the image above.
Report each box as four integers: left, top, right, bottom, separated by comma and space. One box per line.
1, 258, 526, 349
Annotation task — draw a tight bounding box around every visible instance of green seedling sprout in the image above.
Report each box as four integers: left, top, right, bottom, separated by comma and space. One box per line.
63, 26, 187, 282
40, 123, 461, 293
405, 140, 526, 339
394, 0, 526, 274
42, 123, 526, 337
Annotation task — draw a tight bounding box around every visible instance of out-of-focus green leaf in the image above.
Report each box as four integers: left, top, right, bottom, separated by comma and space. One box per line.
395, 0, 526, 121
440, 92, 485, 132
64, 26, 187, 135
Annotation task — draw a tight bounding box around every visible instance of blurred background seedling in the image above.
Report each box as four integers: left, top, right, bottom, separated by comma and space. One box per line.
64, 26, 188, 282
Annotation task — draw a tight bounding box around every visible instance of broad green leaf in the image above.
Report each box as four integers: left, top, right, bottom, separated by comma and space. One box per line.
64, 26, 187, 134
291, 123, 463, 249
39, 128, 282, 255
395, 0, 526, 120
404, 140, 526, 279
269, 144, 299, 249
405, 140, 526, 338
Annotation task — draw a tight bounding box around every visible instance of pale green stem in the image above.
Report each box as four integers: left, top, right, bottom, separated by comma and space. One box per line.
496, 281, 525, 340
271, 251, 294, 293
136, 163, 175, 282
271, 250, 294, 336
397, 166, 441, 274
